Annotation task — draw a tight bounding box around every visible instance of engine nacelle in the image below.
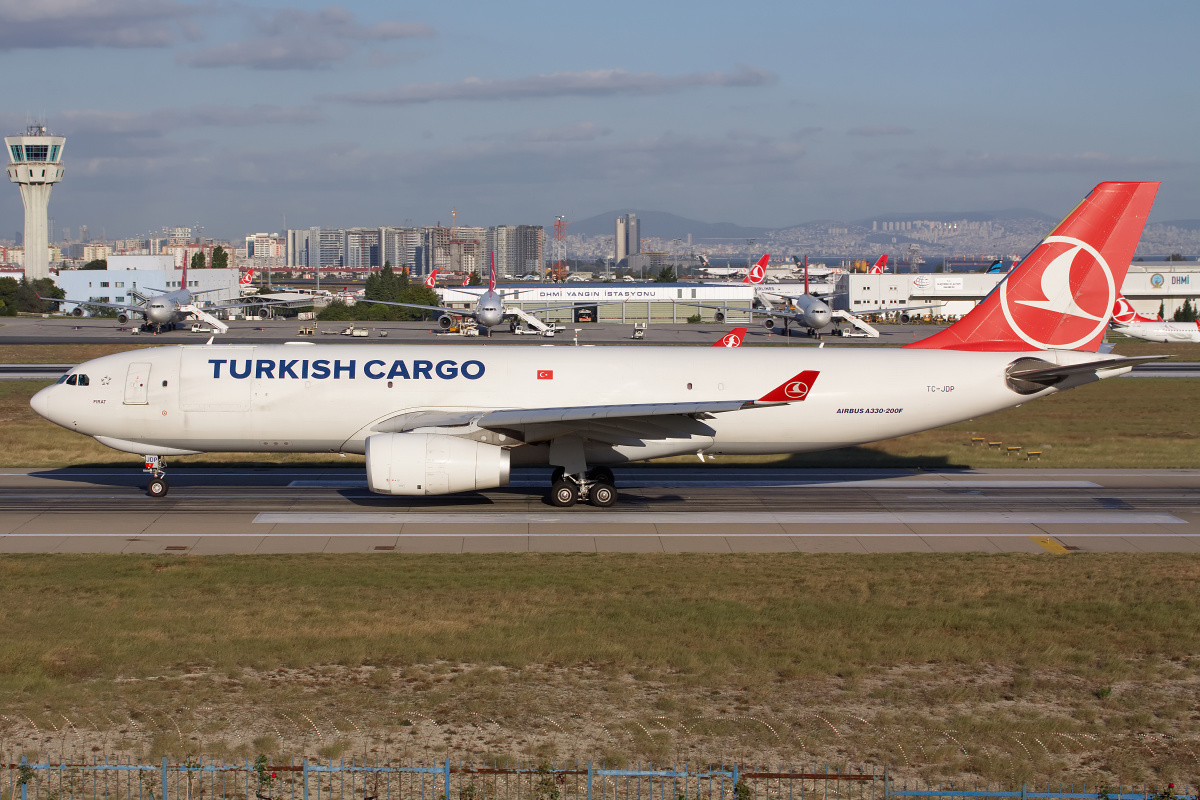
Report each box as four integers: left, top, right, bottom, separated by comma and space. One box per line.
899, 312, 911, 324
762, 317, 777, 331
71, 307, 85, 317
365, 433, 510, 496
713, 311, 725, 323
117, 313, 129, 324
437, 314, 454, 330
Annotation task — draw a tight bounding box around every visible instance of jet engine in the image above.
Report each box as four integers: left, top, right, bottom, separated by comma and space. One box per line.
714, 311, 725, 323
762, 317, 778, 330
437, 314, 454, 330
365, 432, 510, 496
71, 307, 85, 317
117, 313, 129, 324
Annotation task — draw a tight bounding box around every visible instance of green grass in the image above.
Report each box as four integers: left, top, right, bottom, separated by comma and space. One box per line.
2, 553, 1196, 687
1, 554, 1199, 784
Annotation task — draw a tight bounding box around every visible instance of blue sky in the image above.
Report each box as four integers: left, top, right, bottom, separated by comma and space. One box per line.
2, 0, 1198, 240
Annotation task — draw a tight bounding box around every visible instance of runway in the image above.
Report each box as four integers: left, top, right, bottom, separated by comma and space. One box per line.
2, 467, 1197, 554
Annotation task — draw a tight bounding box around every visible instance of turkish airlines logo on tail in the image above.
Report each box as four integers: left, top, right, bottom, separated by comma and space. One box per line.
742, 255, 769, 285
1112, 296, 1138, 324
999, 236, 1115, 349
869, 255, 888, 274
758, 369, 820, 402
240, 269, 255, 285
714, 327, 747, 347
424, 269, 438, 288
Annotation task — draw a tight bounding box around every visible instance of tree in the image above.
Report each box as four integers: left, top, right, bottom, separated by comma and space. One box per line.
1173, 298, 1198, 322
190, 251, 206, 271
467, 272, 481, 286
211, 246, 228, 270
1159, 301, 1166, 320
1168, 253, 1185, 262
82, 259, 107, 270
654, 266, 676, 283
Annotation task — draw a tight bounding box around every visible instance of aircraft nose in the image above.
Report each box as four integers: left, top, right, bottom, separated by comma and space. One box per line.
30, 385, 52, 421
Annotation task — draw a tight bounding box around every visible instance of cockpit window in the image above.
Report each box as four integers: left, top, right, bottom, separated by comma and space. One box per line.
65, 374, 77, 385
56, 374, 69, 384
77, 374, 90, 386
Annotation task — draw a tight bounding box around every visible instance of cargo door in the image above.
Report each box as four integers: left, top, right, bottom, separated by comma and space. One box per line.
124, 362, 151, 405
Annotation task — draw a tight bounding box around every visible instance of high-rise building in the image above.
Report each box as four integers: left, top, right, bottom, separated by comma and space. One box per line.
486, 225, 544, 278
317, 229, 344, 269
343, 228, 381, 271
379, 226, 421, 272
5, 125, 66, 280
614, 213, 639, 268
286, 228, 319, 269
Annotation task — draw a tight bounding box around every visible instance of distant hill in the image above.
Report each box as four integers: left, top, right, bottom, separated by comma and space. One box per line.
569, 210, 771, 241
854, 208, 1056, 225
1155, 219, 1200, 231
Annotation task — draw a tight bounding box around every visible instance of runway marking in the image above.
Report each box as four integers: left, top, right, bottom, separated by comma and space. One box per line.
288, 479, 1103, 490
1030, 536, 1072, 554
252, 511, 1183, 525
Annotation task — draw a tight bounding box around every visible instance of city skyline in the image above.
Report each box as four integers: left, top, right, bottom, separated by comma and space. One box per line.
2, 1, 1199, 240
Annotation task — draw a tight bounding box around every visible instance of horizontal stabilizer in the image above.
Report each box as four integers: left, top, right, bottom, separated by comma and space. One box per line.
1007, 355, 1168, 386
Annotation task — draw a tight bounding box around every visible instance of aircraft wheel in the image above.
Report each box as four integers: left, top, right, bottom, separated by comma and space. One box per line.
587, 467, 615, 486
148, 477, 169, 498
589, 482, 617, 507
549, 480, 578, 507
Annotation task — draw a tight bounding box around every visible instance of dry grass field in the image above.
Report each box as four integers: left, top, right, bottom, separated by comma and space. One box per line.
0, 554, 1197, 785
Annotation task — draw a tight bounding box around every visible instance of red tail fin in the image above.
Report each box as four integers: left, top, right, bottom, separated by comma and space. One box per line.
742, 255, 768, 285
713, 327, 748, 347
1112, 294, 1159, 323
906, 182, 1159, 352
424, 269, 438, 288
870, 255, 888, 274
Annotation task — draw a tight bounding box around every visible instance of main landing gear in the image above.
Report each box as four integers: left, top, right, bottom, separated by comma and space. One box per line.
548, 466, 617, 508
144, 455, 169, 498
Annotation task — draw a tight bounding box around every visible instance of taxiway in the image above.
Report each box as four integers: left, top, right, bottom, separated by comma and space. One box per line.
1, 467, 1197, 554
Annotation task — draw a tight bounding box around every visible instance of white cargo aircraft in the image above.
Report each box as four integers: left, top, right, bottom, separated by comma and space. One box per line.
32, 182, 1163, 507
1110, 293, 1200, 343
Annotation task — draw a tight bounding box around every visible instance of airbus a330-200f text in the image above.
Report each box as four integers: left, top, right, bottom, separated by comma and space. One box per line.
32, 182, 1163, 507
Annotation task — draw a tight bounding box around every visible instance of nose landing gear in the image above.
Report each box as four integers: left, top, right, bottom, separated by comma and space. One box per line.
144, 455, 169, 497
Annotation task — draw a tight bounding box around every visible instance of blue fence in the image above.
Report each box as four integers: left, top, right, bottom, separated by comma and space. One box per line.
1, 760, 1193, 800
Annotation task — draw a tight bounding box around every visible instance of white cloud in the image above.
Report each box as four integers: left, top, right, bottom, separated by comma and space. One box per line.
325, 65, 775, 105
0, 0, 200, 49
178, 5, 433, 70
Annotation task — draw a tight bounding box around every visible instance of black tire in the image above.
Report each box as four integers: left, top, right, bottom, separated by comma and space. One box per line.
551, 466, 565, 484
549, 480, 577, 507
148, 478, 169, 498
587, 467, 615, 486
590, 482, 617, 507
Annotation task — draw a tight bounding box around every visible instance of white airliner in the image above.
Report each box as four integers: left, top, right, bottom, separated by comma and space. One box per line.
53, 262, 270, 333
692, 255, 842, 336
370, 255, 608, 335
1110, 293, 1200, 343
32, 182, 1163, 507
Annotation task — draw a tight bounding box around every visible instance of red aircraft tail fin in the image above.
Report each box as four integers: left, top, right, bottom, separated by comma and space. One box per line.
713, 327, 748, 347
906, 182, 1159, 352
742, 255, 769, 285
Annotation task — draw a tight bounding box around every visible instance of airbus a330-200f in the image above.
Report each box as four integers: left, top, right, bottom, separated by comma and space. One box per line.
32, 182, 1163, 507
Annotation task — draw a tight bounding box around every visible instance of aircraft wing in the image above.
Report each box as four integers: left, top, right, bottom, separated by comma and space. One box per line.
353, 298, 466, 317
40, 295, 144, 314
846, 302, 945, 315
376, 384, 814, 446
674, 300, 797, 321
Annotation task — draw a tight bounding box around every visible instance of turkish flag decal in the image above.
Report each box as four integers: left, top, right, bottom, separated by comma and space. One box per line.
537, 370, 554, 380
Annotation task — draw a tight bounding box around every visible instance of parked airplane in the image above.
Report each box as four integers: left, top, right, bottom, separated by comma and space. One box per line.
50, 261, 269, 334
31, 182, 1163, 508
372, 254, 615, 335
424, 270, 439, 289
869, 255, 889, 274
692, 255, 841, 336
1110, 293, 1200, 342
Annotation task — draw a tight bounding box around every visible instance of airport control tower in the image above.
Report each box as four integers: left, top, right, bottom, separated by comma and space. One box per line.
5, 124, 66, 280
